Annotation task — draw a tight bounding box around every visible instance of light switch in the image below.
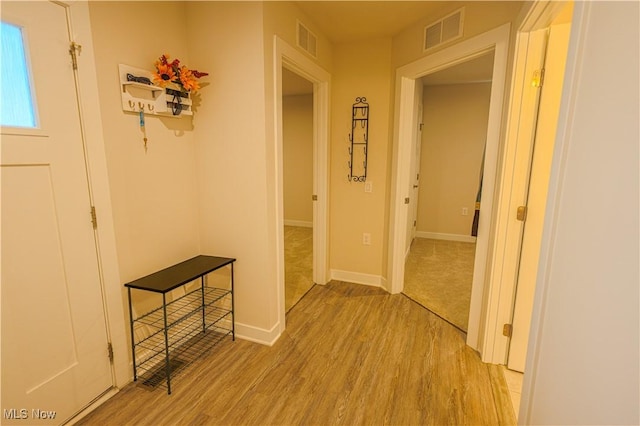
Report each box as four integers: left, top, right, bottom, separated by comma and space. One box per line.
364, 181, 373, 193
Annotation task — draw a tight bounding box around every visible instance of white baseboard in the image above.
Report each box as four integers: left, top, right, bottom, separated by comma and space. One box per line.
284, 219, 313, 228
235, 321, 281, 346
415, 231, 477, 243
330, 269, 385, 288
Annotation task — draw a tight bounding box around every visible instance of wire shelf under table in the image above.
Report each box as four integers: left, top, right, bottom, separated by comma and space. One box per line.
136, 326, 232, 390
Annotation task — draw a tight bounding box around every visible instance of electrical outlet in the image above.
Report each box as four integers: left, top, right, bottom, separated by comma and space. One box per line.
363, 233, 371, 245
462, 207, 469, 216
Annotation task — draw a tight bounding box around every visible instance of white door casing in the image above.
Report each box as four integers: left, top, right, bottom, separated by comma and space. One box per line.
1, 1, 113, 424
485, 1, 575, 365
508, 21, 572, 372
274, 36, 330, 335
388, 24, 510, 355
480, 28, 549, 364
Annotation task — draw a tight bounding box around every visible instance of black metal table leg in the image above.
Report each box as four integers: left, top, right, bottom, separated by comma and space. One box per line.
231, 263, 235, 341
128, 287, 137, 381
162, 293, 171, 395
201, 275, 206, 333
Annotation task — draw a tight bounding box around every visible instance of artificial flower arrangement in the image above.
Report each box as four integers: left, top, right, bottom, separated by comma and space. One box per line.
153, 54, 208, 92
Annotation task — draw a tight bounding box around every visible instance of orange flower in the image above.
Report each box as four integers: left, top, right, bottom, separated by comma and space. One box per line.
153, 63, 176, 87
152, 54, 207, 92
179, 66, 200, 92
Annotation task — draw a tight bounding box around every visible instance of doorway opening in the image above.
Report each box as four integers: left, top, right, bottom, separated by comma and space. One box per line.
403, 51, 494, 333
274, 37, 331, 335
282, 67, 315, 311
388, 24, 511, 353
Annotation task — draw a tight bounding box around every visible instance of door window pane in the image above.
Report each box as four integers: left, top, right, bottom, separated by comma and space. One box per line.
1, 22, 36, 128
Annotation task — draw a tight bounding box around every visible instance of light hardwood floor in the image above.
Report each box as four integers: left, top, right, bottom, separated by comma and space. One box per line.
80, 281, 515, 425
404, 238, 476, 331
284, 225, 313, 311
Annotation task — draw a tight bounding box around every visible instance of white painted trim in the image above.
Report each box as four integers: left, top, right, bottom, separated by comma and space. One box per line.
415, 232, 477, 243
274, 36, 331, 338
484, 1, 577, 367
330, 270, 385, 288
66, 2, 129, 389
235, 321, 282, 346
284, 219, 313, 228
388, 24, 511, 355
388, 76, 417, 294
520, 2, 589, 423
482, 29, 548, 365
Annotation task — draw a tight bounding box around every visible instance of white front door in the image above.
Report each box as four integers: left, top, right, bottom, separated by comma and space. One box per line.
1, 2, 113, 424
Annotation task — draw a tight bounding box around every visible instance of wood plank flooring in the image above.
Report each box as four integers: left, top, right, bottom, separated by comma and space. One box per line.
284, 225, 313, 311
404, 238, 476, 332
79, 282, 515, 425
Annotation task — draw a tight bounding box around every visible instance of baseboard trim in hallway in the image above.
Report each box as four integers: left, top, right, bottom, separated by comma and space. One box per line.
329, 269, 386, 288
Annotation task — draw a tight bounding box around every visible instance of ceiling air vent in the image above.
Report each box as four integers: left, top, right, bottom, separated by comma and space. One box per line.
297, 21, 317, 58
424, 8, 464, 51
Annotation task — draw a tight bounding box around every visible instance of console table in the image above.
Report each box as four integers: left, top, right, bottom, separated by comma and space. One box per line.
124, 255, 235, 394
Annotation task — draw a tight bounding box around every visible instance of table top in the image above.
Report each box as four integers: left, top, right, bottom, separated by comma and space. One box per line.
124, 255, 235, 293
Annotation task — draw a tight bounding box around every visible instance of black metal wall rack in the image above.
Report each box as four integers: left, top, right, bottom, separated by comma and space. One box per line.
348, 97, 369, 182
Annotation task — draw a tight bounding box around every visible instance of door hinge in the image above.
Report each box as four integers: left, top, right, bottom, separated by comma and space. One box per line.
516, 205, 527, 222
413, 220, 417, 227
531, 68, 545, 88
503, 323, 513, 338
69, 42, 82, 70
107, 342, 114, 364
90, 206, 98, 229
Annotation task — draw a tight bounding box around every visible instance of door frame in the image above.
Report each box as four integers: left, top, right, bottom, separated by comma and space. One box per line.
483, 1, 573, 365
64, 1, 129, 389
387, 23, 511, 354
273, 36, 330, 333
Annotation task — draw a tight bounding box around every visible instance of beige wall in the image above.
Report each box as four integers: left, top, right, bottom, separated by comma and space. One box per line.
88, 2, 200, 284
417, 83, 491, 236
262, 1, 333, 72
283, 95, 313, 225
185, 2, 279, 332
392, 1, 524, 68
330, 38, 393, 278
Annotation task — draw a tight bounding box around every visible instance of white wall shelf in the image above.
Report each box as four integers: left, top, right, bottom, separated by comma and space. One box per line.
119, 64, 192, 118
